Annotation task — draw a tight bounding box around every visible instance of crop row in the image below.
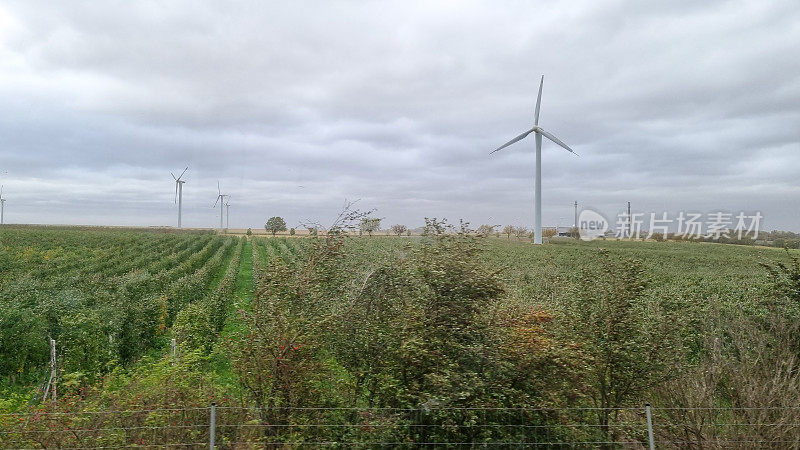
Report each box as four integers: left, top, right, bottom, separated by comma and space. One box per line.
0, 228, 239, 389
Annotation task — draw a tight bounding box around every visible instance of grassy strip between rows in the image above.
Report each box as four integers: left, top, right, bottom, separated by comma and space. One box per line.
211, 238, 254, 389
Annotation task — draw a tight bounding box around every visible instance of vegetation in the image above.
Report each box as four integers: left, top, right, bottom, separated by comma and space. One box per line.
476, 224, 497, 237
359, 217, 381, 236
265, 216, 287, 236
1, 224, 799, 446
391, 224, 407, 236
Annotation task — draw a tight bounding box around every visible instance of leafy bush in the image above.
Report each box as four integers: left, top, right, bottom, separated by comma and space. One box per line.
173, 303, 214, 354
564, 249, 679, 441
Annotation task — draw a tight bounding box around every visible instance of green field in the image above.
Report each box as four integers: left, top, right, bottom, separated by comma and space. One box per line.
1, 225, 798, 447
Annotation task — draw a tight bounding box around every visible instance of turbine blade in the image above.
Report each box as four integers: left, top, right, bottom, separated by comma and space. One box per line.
171, 172, 177, 181
178, 167, 188, 180
539, 128, 578, 156
217, 181, 221, 195
534, 75, 544, 126
213, 195, 220, 207
174, 182, 178, 203
489, 128, 535, 154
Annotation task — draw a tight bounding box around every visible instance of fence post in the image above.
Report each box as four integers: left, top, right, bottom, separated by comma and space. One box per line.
210, 402, 216, 449
645, 403, 655, 450
51, 339, 57, 402
43, 339, 57, 403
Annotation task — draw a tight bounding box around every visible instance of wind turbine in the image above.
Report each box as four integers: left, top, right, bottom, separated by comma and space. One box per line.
0, 185, 5, 226
225, 197, 231, 231
490, 75, 578, 244
171, 167, 188, 228
213, 181, 228, 230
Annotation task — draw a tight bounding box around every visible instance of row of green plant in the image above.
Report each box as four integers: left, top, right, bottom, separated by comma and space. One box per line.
173, 237, 246, 352
0, 228, 237, 393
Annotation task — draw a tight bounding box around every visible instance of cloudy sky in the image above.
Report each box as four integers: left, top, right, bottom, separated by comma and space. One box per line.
0, 1, 798, 231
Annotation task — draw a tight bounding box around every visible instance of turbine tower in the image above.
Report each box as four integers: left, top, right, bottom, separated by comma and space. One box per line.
225, 197, 231, 231
171, 167, 188, 228
213, 181, 228, 230
0, 185, 5, 226
574, 201, 578, 228
490, 75, 578, 244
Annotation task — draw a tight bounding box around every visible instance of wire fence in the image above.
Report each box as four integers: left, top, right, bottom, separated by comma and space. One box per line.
2, 404, 800, 448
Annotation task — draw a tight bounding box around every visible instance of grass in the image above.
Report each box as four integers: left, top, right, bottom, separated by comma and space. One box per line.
210, 238, 254, 389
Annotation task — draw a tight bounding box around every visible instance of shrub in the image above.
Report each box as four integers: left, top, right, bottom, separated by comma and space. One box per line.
173, 303, 214, 354
391, 224, 407, 236
475, 224, 496, 237
565, 250, 679, 442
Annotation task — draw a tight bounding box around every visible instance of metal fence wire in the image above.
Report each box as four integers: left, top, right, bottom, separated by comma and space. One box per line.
2, 404, 800, 449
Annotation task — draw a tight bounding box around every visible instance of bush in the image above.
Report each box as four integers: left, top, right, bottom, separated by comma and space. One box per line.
391, 224, 407, 236
475, 224, 496, 237
173, 303, 214, 354
565, 250, 679, 441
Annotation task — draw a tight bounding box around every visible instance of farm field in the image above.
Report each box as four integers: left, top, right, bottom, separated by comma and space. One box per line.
1, 225, 799, 447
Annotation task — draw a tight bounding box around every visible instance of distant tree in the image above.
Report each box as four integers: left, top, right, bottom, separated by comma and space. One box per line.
502, 225, 515, 239
359, 218, 381, 236
391, 224, 407, 236
290, 228, 296, 236
542, 228, 557, 238
265, 216, 287, 236
568, 227, 580, 239
407, 230, 412, 236
476, 224, 497, 237
514, 226, 528, 239
246, 228, 252, 236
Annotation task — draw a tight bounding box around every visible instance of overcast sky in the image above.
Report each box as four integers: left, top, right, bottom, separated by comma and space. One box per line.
0, 1, 798, 231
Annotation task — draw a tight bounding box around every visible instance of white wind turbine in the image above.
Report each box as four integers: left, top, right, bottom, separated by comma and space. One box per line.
171, 167, 188, 228
225, 197, 231, 231
490, 75, 578, 244
0, 185, 5, 226
213, 181, 228, 230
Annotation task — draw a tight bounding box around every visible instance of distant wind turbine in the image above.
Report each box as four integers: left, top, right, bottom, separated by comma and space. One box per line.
0, 185, 5, 226
490, 75, 578, 244
225, 197, 231, 231
213, 181, 228, 230
171, 167, 188, 228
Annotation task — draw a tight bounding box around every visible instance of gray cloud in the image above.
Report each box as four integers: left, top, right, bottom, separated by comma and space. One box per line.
0, 0, 798, 231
